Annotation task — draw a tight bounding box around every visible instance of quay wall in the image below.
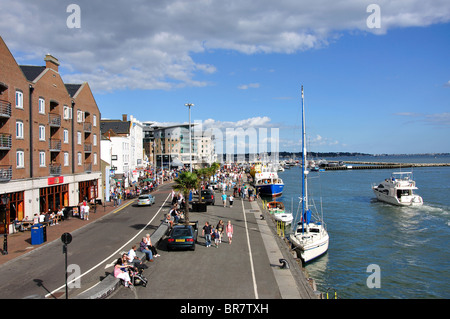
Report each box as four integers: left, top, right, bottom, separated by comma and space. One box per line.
325, 161, 450, 171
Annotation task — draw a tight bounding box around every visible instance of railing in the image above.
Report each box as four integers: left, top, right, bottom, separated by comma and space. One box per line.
83, 122, 92, 133
49, 138, 61, 152
0, 165, 12, 181
49, 113, 61, 127
84, 143, 92, 153
49, 163, 61, 176
0, 100, 11, 118
0, 133, 12, 150
84, 162, 92, 173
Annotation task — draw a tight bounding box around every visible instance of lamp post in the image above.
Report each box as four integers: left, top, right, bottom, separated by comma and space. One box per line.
185, 103, 194, 172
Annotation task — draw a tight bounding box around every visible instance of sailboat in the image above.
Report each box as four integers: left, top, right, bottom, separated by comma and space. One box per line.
289, 86, 329, 263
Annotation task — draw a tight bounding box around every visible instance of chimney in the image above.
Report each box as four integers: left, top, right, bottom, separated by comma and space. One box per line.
122, 114, 127, 122
44, 54, 60, 72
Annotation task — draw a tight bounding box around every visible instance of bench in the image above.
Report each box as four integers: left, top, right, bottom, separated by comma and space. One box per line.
74, 221, 169, 299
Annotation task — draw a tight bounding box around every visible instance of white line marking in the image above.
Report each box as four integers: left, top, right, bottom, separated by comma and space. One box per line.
242, 198, 259, 299
46, 193, 171, 298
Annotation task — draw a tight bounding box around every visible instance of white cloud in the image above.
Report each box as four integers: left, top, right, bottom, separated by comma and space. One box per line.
238, 83, 260, 90
2, 0, 449, 92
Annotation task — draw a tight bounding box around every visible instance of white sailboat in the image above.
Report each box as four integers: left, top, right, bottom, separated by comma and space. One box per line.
289, 86, 329, 263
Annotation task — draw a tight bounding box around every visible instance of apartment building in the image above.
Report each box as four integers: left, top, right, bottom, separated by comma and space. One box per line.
100, 114, 145, 187
0, 36, 101, 234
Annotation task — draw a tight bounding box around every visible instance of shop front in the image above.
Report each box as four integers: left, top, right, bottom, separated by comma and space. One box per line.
39, 177, 69, 213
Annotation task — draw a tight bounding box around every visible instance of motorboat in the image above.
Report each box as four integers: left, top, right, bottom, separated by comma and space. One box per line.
289, 86, 329, 263
372, 172, 423, 206
254, 163, 284, 197
267, 201, 293, 225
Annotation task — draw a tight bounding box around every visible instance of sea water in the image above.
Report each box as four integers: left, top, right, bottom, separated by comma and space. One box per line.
276, 155, 450, 299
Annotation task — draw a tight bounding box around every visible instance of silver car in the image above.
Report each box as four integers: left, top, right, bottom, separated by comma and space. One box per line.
137, 194, 155, 206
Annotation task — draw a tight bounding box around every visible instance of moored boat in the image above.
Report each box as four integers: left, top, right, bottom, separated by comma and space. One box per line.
289, 86, 329, 263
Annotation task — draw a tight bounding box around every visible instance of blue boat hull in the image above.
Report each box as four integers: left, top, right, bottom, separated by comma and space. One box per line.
256, 184, 284, 196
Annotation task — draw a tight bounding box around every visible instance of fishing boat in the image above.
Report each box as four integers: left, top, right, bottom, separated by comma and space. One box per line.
267, 201, 293, 225
253, 163, 284, 197
289, 86, 329, 263
372, 172, 423, 206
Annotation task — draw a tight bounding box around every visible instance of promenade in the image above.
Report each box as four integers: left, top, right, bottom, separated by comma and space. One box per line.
0, 182, 318, 300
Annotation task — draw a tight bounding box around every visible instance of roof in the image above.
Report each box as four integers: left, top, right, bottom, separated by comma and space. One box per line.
65, 84, 82, 97
19, 65, 46, 81
100, 120, 131, 135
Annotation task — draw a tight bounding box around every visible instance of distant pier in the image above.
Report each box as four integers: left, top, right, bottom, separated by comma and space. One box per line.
324, 161, 450, 171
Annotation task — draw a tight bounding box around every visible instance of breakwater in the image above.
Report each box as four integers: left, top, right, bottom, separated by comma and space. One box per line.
325, 161, 450, 170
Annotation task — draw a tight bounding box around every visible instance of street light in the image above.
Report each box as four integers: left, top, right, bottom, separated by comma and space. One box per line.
185, 103, 194, 172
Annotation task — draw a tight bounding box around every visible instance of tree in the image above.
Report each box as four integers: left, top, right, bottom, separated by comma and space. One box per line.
172, 171, 199, 224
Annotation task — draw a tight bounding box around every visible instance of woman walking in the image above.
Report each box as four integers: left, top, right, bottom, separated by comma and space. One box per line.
226, 220, 234, 244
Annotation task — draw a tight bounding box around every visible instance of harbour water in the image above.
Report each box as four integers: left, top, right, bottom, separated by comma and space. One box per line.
276, 155, 450, 299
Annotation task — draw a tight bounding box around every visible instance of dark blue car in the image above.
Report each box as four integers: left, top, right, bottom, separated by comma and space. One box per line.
167, 222, 198, 251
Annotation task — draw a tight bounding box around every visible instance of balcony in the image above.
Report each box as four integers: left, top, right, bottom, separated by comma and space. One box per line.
0, 165, 12, 181
84, 143, 92, 153
84, 162, 92, 173
49, 113, 61, 127
0, 133, 12, 150
49, 163, 61, 176
49, 139, 61, 152
83, 122, 92, 133
0, 100, 11, 118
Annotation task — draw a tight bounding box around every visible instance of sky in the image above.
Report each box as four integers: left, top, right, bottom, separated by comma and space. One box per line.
1, 0, 449, 155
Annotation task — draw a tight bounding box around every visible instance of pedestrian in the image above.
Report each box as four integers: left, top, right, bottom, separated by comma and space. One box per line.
139, 237, 154, 262
202, 222, 212, 247
213, 228, 220, 248
226, 220, 234, 244
221, 193, 227, 207
229, 195, 234, 208
84, 202, 90, 221
216, 220, 224, 243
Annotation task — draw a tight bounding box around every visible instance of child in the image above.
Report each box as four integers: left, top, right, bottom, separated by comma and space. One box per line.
213, 228, 220, 248
229, 195, 234, 208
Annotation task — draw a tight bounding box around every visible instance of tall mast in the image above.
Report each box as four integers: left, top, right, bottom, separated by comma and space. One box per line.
301, 85, 308, 232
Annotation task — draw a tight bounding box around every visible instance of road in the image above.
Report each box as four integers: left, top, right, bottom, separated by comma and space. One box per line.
0, 183, 173, 299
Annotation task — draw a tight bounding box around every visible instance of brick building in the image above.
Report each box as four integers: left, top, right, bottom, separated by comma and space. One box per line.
0, 36, 101, 234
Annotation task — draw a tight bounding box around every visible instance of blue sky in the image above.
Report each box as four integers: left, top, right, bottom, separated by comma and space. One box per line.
2, 0, 449, 154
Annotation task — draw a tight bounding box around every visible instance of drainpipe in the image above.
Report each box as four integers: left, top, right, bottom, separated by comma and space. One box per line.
29, 84, 34, 178
71, 100, 75, 174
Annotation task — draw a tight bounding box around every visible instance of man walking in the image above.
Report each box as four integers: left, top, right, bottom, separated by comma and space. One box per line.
202, 222, 212, 248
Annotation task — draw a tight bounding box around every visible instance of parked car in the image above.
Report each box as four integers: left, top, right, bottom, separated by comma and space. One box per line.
137, 194, 155, 206
167, 221, 198, 251
201, 189, 215, 205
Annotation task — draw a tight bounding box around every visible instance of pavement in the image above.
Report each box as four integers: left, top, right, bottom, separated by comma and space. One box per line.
0, 194, 137, 266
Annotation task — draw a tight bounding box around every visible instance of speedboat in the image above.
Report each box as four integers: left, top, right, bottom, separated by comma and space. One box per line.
289, 86, 329, 263
267, 201, 293, 225
372, 172, 423, 206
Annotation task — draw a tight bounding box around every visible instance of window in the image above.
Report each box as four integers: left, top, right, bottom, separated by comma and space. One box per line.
39, 151, 46, 167
16, 121, 24, 139
93, 134, 97, 146
39, 125, 45, 141
77, 152, 82, 165
16, 151, 24, 168
77, 131, 81, 144
77, 110, 85, 123
64, 152, 69, 166
38, 98, 45, 114
64, 129, 69, 143
94, 153, 97, 165
15, 91, 23, 109
93, 114, 97, 127
63, 105, 72, 119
